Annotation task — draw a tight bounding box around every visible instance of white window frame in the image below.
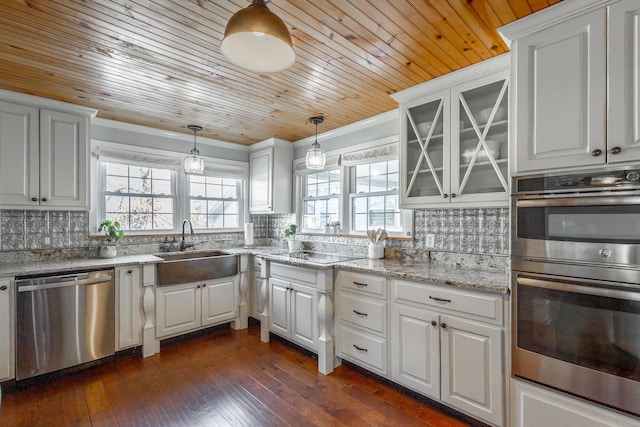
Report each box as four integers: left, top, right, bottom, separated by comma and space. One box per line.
98, 161, 179, 232
300, 168, 341, 232
294, 136, 413, 238
348, 159, 410, 237
90, 140, 248, 235
187, 173, 244, 231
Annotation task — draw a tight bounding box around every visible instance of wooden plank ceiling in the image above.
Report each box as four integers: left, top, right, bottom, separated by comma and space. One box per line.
0, 0, 561, 145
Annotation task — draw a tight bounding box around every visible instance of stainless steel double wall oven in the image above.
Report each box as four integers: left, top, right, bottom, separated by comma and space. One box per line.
511, 168, 640, 417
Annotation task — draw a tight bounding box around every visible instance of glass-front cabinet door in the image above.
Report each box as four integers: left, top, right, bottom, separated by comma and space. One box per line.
401, 89, 450, 206
396, 55, 509, 208
451, 74, 509, 203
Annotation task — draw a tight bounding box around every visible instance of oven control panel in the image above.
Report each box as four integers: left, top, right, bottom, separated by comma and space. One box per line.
515, 168, 640, 194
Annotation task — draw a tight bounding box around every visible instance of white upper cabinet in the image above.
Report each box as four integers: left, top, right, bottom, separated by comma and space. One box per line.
501, 0, 640, 173
249, 138, 293, 214
0, 91, 96, 209
392, 55, 509, 208
608, 0, 640, 164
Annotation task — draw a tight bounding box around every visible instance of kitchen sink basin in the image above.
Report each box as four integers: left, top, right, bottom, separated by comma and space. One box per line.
157, 251, 238, 286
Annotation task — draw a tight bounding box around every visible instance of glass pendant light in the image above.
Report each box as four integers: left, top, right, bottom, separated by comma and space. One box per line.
184, 125, 205, 175
220, 0, 295, 73
305, 116, 326, 170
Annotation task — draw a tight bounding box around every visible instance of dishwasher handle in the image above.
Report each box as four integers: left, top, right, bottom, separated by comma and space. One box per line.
17, 275, 113, 292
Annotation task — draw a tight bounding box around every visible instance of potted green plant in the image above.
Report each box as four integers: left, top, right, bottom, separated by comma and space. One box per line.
97, 219, 125, 258
284, 224, 301, 252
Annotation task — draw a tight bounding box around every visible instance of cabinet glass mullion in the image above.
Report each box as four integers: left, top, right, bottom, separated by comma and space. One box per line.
405, 98, 445, 198
455, 79, 509, 196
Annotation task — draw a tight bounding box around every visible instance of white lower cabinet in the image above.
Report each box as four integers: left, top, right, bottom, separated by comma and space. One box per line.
264, 262, 335, 374
269, 276, 318, 351
156, 276, 238, 339
0, 278, 13, 381
250, 256, 264, 319
512, 378, 639, 427
335, 270, 388, 376
115, 266, 143, 350
390, 279, 505, 426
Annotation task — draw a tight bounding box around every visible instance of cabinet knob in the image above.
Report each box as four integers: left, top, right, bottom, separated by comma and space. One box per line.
610, 146, 622, 155
591, 149, 603, 157
0, 285, 7, 291
450, 193, 456, 198
431, 320, 437, 327
440, 322, 447, 329
443, 193, 449, 198
41, 197, 48, 202
31, 197, 38, 202
127, 270, 133, 274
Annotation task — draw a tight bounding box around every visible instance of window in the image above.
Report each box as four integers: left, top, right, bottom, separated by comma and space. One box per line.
351, 159, 402, 232
189, 175, 242, 229
302, 169, 341, 230
102, 162, 176, 231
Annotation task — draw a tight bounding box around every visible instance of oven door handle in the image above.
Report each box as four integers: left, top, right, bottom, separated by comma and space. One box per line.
516, 276, 640, 301
516, 195, 640, 207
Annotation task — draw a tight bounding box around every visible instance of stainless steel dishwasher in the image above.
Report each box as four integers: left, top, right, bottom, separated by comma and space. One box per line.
15, 269, 115, 381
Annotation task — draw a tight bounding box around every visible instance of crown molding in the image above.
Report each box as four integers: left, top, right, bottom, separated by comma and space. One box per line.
0, 89, 98, 118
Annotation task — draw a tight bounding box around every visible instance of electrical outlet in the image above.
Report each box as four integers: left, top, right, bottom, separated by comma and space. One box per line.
426, 233, 435, 248
43, 235, 51, 246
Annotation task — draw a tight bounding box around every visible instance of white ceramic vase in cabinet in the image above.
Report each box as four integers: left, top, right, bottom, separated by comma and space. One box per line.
392, 54, 509, 209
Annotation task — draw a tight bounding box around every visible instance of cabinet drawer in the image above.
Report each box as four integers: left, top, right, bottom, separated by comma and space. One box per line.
340, 324, 386, 374
271, 263, 316, 287
253, 256, 264, 271
392, 280, 502, 323
338, 270, 386, 297
340, 292, 386, 335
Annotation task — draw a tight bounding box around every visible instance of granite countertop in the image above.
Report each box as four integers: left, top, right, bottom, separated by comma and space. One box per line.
0, 246, 509, 295
229, 248, 509, 295
335, 258, 509, 295
0, 254, 163, 277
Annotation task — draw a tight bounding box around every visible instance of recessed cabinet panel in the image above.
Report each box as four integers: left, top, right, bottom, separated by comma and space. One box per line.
0, 279, 12, 381
441, 315, 503, 426
291, 284, 316, 349
115, 266, 142, 350
608, 0, 640, 164
202, 277, 237, 326
156, 282, 201, 337
40, 110, 87, 207
0, 102, 38, 205
269, 277, 291, 337
510, 8, 607, 172
391, 304, 440, 399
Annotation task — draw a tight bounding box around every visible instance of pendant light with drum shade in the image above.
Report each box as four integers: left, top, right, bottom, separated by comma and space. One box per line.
220, 0, 295, 73
184, 125, 205, 175
305, 116, 326, 170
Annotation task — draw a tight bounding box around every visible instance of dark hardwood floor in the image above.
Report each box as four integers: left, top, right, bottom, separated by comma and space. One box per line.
0, 321, 478, 426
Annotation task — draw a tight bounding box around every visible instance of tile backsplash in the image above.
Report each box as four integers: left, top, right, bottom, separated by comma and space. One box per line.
252, 207, 509, 256
0, 207, 509, 260
0, 210, 89, 251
